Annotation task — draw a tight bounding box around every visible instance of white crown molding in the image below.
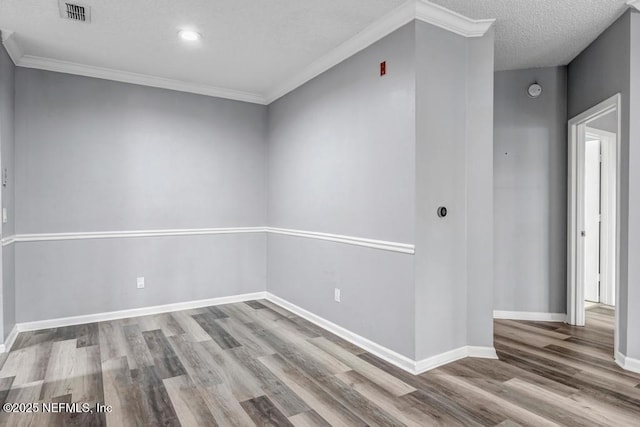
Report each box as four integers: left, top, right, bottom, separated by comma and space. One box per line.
5, 1, 493, 106
12, 292, 267, 337
267, 227, 415, 254
615, 351, 640, 374
15, 55, 267, 104
264, 0, 416, 103
4, 1, 493, 106
0, 30, 23, 65
493, 310, 567, 322
0, 325, 19, 353
415, 1, 495, 38
265, 0, 495, 103
628, 1, 640, 12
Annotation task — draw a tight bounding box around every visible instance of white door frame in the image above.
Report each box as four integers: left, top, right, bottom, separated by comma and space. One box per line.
567, 94, 620, 355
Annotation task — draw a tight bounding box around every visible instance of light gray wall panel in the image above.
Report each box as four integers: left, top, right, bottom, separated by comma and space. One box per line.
626, 10, 640, 359
267, 24, 417, 358
0, 40, 15, 341
267, 234, 415, 357
414, 22, 468, 358
15, 69, 267, 234
465, 29, 495, 347
413, 22, 495, 357
13, 68, 268, 322
267, 24, 416, 244
15, 233, 266, 322
494, 66, 567, 314
568, 11, 631, 353
2, 244, 14, 338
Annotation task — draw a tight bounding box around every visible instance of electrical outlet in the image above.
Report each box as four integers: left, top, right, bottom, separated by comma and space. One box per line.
137, 276, 145, 289
334, 288, 341, 303
2, 208, 7, 224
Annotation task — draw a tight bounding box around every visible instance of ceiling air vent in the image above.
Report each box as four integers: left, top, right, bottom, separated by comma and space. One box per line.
58, 0, 91, 22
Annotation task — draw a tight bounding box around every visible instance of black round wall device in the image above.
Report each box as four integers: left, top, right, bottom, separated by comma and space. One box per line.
437, 206, 447, 218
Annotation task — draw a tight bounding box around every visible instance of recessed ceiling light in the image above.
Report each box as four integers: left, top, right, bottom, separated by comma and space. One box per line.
178, 30, 201, 42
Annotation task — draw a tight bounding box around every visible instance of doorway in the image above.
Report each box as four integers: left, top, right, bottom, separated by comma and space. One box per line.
567, 94, 620, 356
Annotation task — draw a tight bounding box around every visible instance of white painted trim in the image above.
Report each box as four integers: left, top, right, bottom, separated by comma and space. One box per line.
4, 1, 493, 105
10, 227, 267, 243
266, 292, 497, 375
628, 0, 640, 12
15, 55, 267, 105
266, 0, 494, 102
415, 1, 495, 38
1, 235, 16, 246
265, 292, 417, 373
567, 94, 622, 359
493, 310, 567, 322
265, 1, 415, 103
14, 292, 267, 334
414, 346, 498, 374
5, 289, 497, 373
8, 227, 415, 254
468, 346, 499, 359
0, 325, 19, 353
0, 30, 22, 65
267, 227, 415, 254
616, 351, 640, 374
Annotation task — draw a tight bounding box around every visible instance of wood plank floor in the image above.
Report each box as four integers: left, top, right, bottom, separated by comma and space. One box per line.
0, 301, 638, 426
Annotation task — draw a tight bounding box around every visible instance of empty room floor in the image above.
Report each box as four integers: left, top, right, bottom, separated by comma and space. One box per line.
0, 301, 637, 426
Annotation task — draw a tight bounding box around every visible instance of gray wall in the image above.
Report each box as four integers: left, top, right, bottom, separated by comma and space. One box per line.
16, 234, 265, 322
267, 23, 417, 358
414, 22, 469, 358
14, 69, 268, 322
493, 66, 568, 314
413, 22, 494, 359
0, 40, 15, 341
568, 11, 632, 354
465, 29, 495, 348
626, 10, 640, 359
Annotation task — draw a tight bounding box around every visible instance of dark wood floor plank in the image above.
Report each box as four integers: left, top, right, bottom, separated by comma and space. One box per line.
240, 395, 293, 426
141, 329, 187, 379
130, 365, 181, 426
245, 300, 268, 310
167, 334, 224, 387
192, 313, 242, 349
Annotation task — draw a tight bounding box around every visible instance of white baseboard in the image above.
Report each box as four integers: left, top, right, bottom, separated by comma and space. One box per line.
468, 345, 499, 359
616, 351, 640, 374
414, 345, 498, 374
266, 292, 497, 375
0, 325, 19, 353
13, 291, 267, 336
4, 290, 497, 374
265, 292, 416, 373
493, 310, 567, 322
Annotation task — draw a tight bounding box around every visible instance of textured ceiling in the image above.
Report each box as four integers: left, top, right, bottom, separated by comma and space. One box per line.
430, 0, 632, 71
0, 0, 405, 94
0, 0, 635, 97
